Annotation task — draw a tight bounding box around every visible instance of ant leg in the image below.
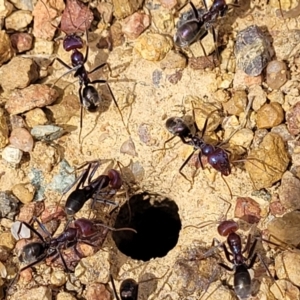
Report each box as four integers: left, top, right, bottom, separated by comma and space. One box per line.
179, 149, 197, 185
88, 62, 107, 75
246, 236, 257, 260
189, 1, 200, 19
247, 252, 257, 269
18, 221, 46, 242
218, 262, 233, 272
110, 274, 121, 300
222, 243, 234, 263
90, 79, 130, 135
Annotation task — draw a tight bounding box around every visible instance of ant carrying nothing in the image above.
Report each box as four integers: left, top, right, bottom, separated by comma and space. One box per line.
46, 0, 129, 140
61, 160, 123, 220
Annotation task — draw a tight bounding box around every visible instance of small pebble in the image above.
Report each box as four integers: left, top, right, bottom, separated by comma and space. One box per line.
267, 210, 300, 246
17, 201, 44, 223
120, 138, 137, 157
269, 200, 285, 216
2, 145, 23, 165
151, 9, 174, 34
6, 84, 59, 114
56, 292, 77, 300
10, 115, 26, 130
248, 85, 266, 111
50, 270, 67, 286
31, 125, 65, 142
97, 2, 113, 24
0, 108, 8, 148
275, 250, 300, 287
122, 12, 150, 39
270, 279, 299, 300
228, 128, 254, 148
266, 60, 288, 90
256, 102, 284, 129
245, 133, 289, 189
160, 50, 187, 69
11, 221, 31, 240
86, 283, 111, 300
0, 262, 6, 278
0, 246, 10, 261
0, 232, 15, 250
112, 0, 143, 19
9, 127, 34, 152
25, 108, 48, 127
10, 286, 52, 300
0, 0, 14, 18
134, 33, 173, 61
40, 205, 65, 223
12, 183, 35, 204
235, 25, 271, 76
19, 268, 33, 283
267, 90, 285, 105
0, 191, 19, 220
234, 197, 261, 224
159, 0, 177, 9
286, 101, 300, 135
10, 33, 33, 53
32, 38, 54, 55
5, 10, 33, 31
0, 30, 13, 66
109, 22, 125, 47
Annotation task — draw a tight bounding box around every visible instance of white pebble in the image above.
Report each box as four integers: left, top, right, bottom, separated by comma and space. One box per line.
2, 145, 23, 164
11, 221, 31, 240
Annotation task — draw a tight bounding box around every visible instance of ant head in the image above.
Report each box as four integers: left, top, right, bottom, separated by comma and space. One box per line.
63, 34, 84, 52
217, 220, 238, 236
120, 279, 139, 299
166, 117, 190, 136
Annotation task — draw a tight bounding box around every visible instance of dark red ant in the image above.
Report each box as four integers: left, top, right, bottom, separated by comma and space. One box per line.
50, 1, 128, 138
10, 218, 136, 291
174, 0, 228, 48
217, 220, 257, 299
110, 274, 139, 300
63, 161, 122, 218
164, 111, 230, 183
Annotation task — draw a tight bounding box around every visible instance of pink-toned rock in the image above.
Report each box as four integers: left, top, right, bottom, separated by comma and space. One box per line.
234, 197, 261, 224
17, 202, 44, 223
6, 84, 59, 114
286, 101, 300, 135
9, 128, 34, 152
0, 57, 39, 91
40, 205, 66, 223
122, 12, 150, 39
0, 30, 13, 66
159, 0, 177, 9
269, 200, 285, 216
86, 283, 111, 300
20, 268, 33, 283
32, 0, 62, 40
60, 0, 93, 35
10, 115, 26, 130
10, 33, 33, 53
233, 69, 263, 89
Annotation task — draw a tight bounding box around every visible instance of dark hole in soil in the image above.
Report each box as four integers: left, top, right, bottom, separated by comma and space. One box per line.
112, 192, 182, 261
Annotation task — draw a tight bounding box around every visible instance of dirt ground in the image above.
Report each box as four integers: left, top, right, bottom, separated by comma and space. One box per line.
0, 0, 299, 299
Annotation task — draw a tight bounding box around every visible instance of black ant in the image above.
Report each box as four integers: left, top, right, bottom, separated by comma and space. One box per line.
50, 0, 128, 139
63, 161, 123, 218
110, 274, 139, 300
9, 218, 136, 291
174, 0, 228, 48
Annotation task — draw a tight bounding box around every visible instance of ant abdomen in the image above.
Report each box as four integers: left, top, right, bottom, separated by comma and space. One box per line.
120, 278, 139, 300
65, 189, 87, 216
19, 243, 45, 264
82, 86, 101, 112
234, 265, 252, 299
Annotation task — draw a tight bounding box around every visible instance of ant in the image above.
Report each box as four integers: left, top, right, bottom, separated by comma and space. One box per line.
174, 0, 228, 48
50, 0, 128, 139
216, 220, 257, 299
164, 109, 231, 185
110, 274, 139, 300
9, 218, 136, 291
63, 161, 123, 219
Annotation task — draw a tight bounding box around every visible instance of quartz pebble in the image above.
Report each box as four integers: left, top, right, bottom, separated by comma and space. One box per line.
112, 0, 143, 19
267, 210, 300, 247
25, 108, 48, 127
266, 60, 288, 90
120, 138, 137, 156
278, 171, 300, 210
234, 197, 261, 224
286, 101, 300, 135
11, 220, 31, 240
275, 250, 300, 286
122, 12, 150, 39
50, 270, 67, 286
31, 125, 65, 142
245, 133, 289, 189
0, 108, 8, 148
86, 283, 111, 300
10, 33, 33, 53
2, 145, 23, 165
6, 84, 59, 114
5, 10, 32, 30
134, 33, 173, 61
0, 57, 39, 91
9, 127, 34, 152
0, 30, 13, 66
256, 102, 284, 129
12, 183, 35, 204
235, 25, 271, 76
0, 191, 19, 220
